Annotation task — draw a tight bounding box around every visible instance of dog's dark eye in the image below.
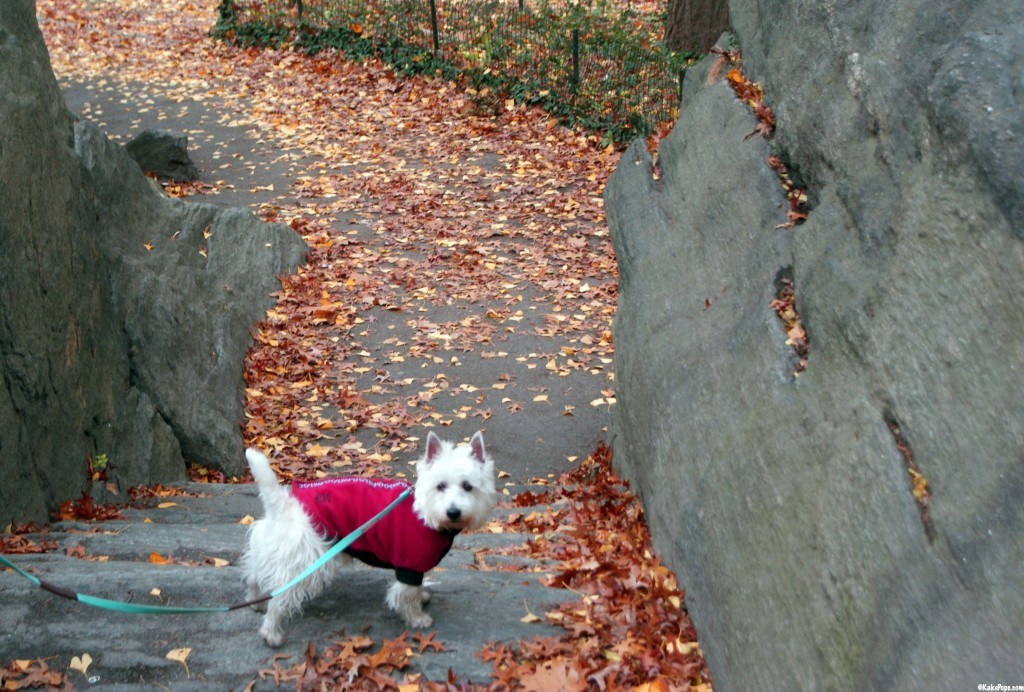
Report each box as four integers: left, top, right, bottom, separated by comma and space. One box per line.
437, 482, 447, 492
462, 481, 473, 492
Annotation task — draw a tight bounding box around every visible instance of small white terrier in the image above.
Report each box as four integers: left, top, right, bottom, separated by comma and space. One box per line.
240, 431, 498, 646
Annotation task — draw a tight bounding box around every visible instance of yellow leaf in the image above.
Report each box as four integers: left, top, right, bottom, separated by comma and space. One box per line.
167, 649, 190, 662
157, 502, 177, 509
909, 468, 929, 500
668, 639, 701, 656
166, 647, 191, 677
149, 552, 172, 564
150, 588, 161, 597
69, 653, 92, 674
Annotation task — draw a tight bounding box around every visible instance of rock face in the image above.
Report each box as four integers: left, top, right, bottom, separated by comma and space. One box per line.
125, 129, 200, 181
605, 0, 1023, 688
0, 1, 308, 523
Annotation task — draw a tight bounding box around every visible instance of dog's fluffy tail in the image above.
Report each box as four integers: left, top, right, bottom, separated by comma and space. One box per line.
246, 448, 291, 518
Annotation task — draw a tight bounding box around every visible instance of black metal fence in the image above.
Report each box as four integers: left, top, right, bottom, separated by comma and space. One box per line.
215, 0, 691, 144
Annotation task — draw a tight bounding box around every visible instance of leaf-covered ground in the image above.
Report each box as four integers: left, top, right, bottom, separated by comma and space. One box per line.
21, 0, 713, 688
40, 0, 620, 480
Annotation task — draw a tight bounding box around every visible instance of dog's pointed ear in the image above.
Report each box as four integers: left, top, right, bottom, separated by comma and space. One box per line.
424, 431, 444, 466
470, 431, 487, 465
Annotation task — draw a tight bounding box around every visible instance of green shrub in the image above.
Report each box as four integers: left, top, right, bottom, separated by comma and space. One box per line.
212, 0, 695, 145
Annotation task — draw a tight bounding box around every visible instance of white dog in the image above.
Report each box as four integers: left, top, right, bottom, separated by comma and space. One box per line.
240, 431, 498, 646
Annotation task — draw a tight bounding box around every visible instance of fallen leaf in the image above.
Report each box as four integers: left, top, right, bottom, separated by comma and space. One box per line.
166, 647, 191, 677
69, 653, 92, 675
521, 604, 542, 624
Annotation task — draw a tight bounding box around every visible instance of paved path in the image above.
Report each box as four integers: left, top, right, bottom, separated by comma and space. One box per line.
60, 75, 615, 485
1, 67, 612, 688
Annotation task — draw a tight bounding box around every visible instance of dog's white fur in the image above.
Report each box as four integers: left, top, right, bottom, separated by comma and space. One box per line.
240, 431, 497, 646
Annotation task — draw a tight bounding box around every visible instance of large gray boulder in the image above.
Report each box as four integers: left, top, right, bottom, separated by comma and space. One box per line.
605, 0, 1023, 688
0, 1, 308, 523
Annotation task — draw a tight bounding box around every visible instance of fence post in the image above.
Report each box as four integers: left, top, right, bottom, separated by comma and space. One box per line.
428, 0, 440, 55
293, 0, 303, 18
570, 28, 579, 95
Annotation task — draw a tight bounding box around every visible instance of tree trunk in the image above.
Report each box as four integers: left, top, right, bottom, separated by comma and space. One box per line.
664, 0, 730, 53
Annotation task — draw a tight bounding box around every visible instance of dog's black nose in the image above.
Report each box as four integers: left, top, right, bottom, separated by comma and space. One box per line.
447, 507, 462, 522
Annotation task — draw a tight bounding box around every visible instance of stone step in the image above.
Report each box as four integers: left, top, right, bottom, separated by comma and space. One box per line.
1, 486, 571, 690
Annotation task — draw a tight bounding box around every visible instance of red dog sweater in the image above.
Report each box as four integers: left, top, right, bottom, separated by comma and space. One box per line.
290, 477, 457, 586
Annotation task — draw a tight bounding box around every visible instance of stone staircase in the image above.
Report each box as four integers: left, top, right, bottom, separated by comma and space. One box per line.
1, 482, 567, 690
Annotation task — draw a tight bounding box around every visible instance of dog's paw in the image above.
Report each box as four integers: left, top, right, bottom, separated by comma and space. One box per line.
407, 611, 433, 629
262, 631, 285, 647
260, 620, 286, 647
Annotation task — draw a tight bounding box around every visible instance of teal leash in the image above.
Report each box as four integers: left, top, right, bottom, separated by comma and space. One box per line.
0, 485, 413, 615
